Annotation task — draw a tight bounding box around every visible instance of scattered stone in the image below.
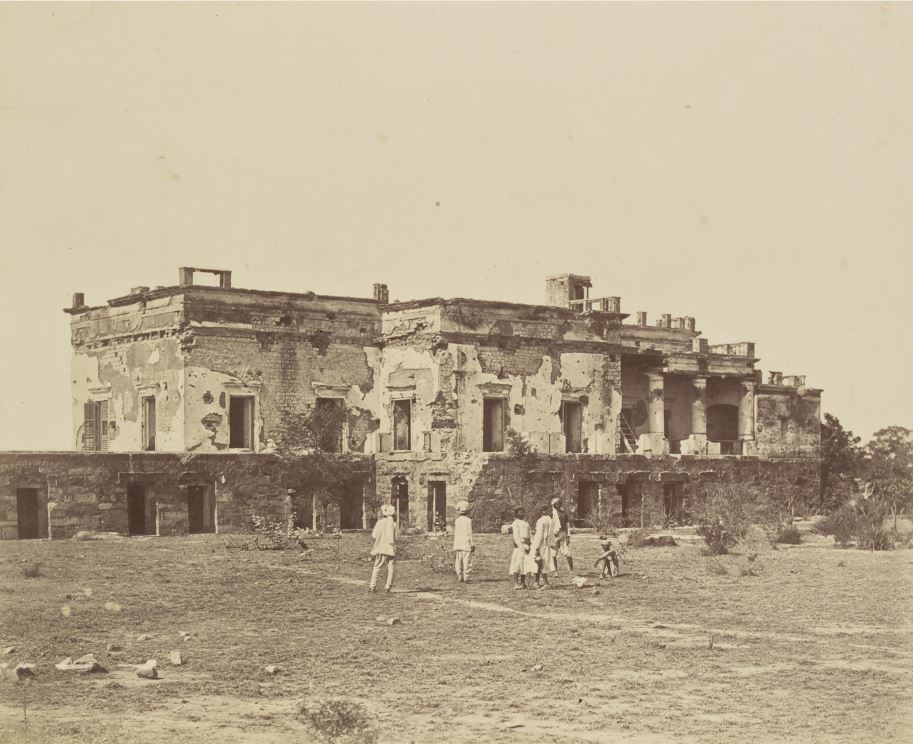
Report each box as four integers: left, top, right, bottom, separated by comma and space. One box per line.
55, 654, 106, 673
106, 643, 122, 652
82, 587, 93, 597
104, 601, 122, 613
61, 604, 72, 618
15, 663, 36, 680
570, 576, 591, 588
530, 664, 544, 672
135, 660, 158, 679
136, 634, 151, 641
1, 647, 14, 656
375, 615, 387, 623
169, 651, 183, 666
264, 665, 279, 675
386, 617, 401, 626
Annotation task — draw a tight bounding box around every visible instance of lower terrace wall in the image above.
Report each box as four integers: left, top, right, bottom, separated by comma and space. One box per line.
376, 453, 821, 531
0, 452, 374, 540
1, 451, 820, 539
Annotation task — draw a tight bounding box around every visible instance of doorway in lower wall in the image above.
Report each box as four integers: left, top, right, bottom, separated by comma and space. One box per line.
187, 485, 216, 534
127, 484, 156, 536
16, 488, 40, 539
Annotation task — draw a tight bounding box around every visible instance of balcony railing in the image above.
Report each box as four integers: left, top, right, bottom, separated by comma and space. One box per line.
717, 440, 743, 456
568, 296, 621, 313
709, 342, 756, 357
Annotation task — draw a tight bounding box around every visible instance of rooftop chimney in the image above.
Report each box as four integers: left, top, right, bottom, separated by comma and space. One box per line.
636, 311, 647, 326
373, 283, 389, 304
661, 313, 672, 328
72, 292, 85, 309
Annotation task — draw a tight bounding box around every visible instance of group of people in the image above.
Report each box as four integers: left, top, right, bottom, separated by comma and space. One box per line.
367, 495, 621, 593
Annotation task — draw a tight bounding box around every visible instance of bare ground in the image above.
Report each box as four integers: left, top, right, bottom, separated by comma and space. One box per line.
1, 531, 911, 744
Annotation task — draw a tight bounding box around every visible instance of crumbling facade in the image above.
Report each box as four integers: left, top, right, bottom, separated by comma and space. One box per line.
0, 268, 821, 539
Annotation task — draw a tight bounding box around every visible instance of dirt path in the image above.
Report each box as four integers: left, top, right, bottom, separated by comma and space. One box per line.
272, 562, 913, 661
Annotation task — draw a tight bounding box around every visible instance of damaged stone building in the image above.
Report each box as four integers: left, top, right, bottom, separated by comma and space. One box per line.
0, 268, 821, 540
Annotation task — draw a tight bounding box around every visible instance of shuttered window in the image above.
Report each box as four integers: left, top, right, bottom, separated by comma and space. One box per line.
83, 402, 97, 451
83, 400, 110, 451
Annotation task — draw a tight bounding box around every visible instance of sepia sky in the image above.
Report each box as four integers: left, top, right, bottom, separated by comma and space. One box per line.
0, 2, 911, 450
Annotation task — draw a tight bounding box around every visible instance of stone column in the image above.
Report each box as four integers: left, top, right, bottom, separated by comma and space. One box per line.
686, 375, 708, 455
738, 380, 756, 455
640, 371, 667, 455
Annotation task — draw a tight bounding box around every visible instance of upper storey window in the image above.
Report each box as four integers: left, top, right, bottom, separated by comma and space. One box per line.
482, 398, 505, 452
229, 396, 255, 449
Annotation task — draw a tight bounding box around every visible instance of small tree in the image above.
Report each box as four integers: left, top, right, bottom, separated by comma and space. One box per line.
819, 413, 864, 514
865, 426, 913, 535
692, 480, 780, 554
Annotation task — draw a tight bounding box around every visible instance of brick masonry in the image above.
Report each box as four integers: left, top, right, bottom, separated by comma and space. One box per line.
0, 452, 373, 540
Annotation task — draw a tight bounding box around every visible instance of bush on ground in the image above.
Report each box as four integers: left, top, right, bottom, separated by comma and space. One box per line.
694, 482, 782, 555
814, 504, 857, 547
775, 523, 802, 544
21, 561, 43, 578
298, 698, 377, 744
814, 499, 895, 550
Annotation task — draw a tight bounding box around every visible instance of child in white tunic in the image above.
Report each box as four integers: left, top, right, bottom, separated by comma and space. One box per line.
508, 507, 535, 589
531, 504, 556, 589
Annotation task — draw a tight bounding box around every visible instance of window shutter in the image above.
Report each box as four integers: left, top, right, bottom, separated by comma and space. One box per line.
98, 400, 109, 451
83, 402, 97, 451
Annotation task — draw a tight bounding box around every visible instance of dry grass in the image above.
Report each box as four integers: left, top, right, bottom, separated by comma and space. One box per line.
0, 532, 911, 743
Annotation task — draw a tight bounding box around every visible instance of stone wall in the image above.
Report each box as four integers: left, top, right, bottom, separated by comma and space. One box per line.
756, 387, 822, 457
376, 452, 821, 531
0, 452, 374, 540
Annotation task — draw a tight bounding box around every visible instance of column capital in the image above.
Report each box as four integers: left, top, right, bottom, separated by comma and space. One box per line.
645, 370, 665, 384
691, 374, 709, 389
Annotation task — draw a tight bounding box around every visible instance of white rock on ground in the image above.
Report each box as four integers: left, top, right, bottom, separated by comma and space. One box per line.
135, 660, 158, 679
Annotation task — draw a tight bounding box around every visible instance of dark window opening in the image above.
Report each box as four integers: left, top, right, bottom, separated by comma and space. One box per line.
229, 396, 255, 449
127, 483, 155, 536
142, 396, 156, 452
393, 479, 409, 523
482, 398, 506, 452
16, 488, 40, 540
577, 481, 598, 524
618, 482, 642, 528
339, 482, 364, 530
561, 400, 584, 453
315, 397, 344, 452
427, 481, 447, 531
707, 404, 738, 443
187, 485, 215, 534
393, 399, 412, 451
663, 483, 684, 525
291, 492, 313, 531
